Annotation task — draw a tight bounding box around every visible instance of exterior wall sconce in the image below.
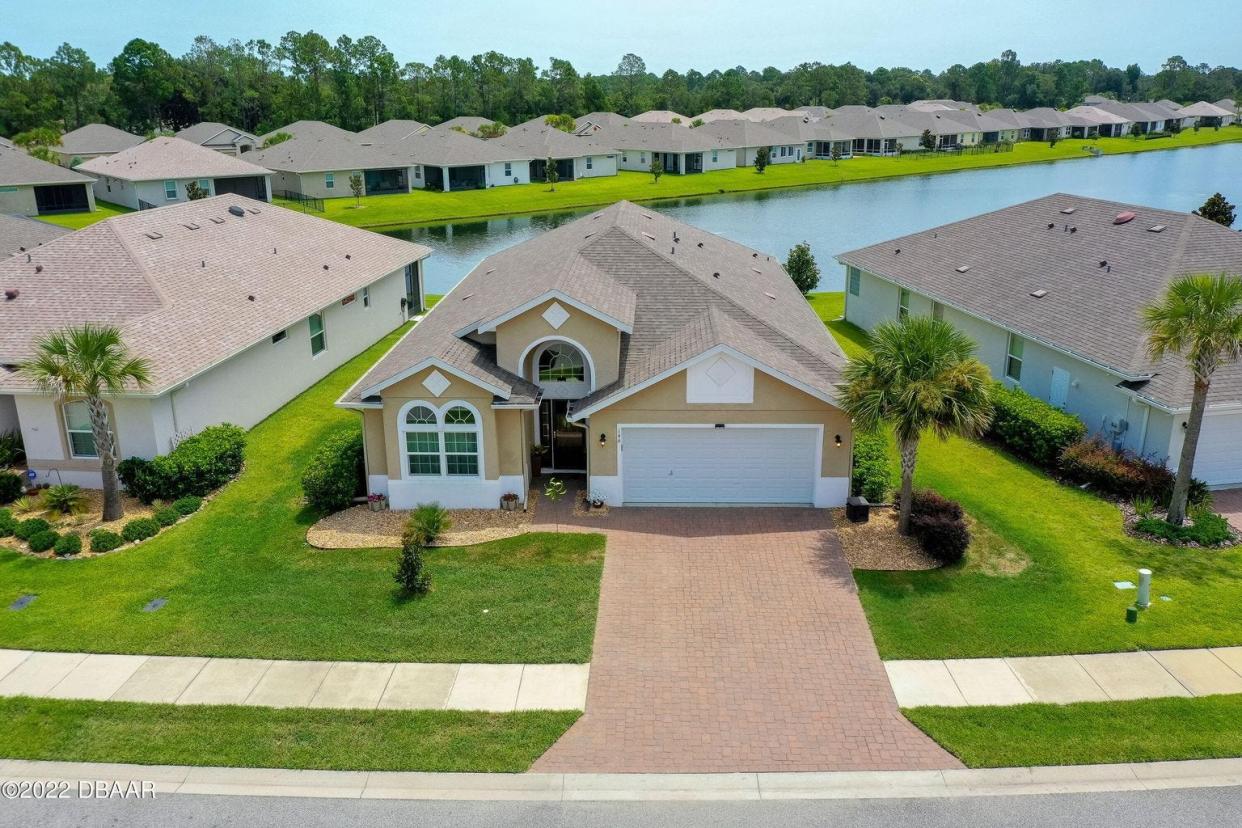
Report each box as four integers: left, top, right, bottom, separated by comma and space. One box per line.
834, 434, 843, 447
599, 433, 607, 447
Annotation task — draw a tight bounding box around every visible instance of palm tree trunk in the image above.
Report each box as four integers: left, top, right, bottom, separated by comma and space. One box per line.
1167, 378, 1210, 525
897, 435, 921, 535
87, 395, 124, 523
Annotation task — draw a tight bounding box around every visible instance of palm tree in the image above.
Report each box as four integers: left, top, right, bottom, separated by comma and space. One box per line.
20, 325, 151, 522
1142, 273, 1242, 525
841, 316, 993, 535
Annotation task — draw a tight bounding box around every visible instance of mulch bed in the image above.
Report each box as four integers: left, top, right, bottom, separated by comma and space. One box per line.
307, 489, 539, 549
0, 489, 183, 559
1119, 502, 1241, 549
830, 505, 941, 571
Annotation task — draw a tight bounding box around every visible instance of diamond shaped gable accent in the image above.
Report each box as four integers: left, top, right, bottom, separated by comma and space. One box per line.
542, 302, 570, 330
706, 356, 736, 387
422, 369, 451, 397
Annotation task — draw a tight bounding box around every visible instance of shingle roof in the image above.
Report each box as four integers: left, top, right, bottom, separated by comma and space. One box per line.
794, 105, 835, 120
821, 108, 921, 139
0, 136, 13, 149
587, 120, 728, 153
631, 110, 690, 124
343, 201, 847, 410
693, 109, 745, 123
77, 137, 272, 182
574, 112, 631, 135
1178, 101, 1234, 118
837, 194, 1242, 410
355, 120, 430, 143
0, 146, 95, 187
386, 129, 527, 167
245, 133, 400, 173
430, 116, 495, 133
175, 122, 259, 147
261, 121, 356, 143
57, 123, 144, 155
766, 114, 853, 143
488, 122, 615, 159
694, 119, 799, 148
0, 214, 70, 259
739, 107, 799, 122
0, 195, 429, 394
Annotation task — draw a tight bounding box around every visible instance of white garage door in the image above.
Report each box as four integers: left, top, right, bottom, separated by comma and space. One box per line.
1195, 412, 1242, 487
620, 426, 818, 504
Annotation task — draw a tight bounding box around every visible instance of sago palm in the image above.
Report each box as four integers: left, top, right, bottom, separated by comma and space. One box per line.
20, 324, 151, 522
1143, 273, 1242, 525
841, 316, 993, 535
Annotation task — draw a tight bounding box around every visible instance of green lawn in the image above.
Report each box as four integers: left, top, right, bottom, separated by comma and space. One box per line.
809, 291, 871, 359
37, 200, 132, 230
815, 295, 1242, 659
0, 326, 604, 663
908, 696, 1242, 768
0, 697, 576, 772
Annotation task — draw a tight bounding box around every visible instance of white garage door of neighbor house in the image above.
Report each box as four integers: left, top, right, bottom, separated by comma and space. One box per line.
620, 426, 818, 504
1195, 412, 1242, 487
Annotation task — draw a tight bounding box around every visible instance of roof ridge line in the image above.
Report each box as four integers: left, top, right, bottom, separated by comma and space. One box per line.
102, 219, 172, 311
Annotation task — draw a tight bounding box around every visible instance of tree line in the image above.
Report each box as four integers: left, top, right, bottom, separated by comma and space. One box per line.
2, 35, 1239, 138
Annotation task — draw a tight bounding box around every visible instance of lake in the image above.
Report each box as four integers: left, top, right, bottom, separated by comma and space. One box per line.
383, 144, 1242, 295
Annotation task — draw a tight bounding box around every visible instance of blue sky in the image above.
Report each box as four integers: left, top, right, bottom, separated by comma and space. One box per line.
9, 0, 1240, 74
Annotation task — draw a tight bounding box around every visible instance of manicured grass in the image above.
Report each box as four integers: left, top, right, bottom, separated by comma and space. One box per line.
36, 200, 132, 230
283, 129, 1242, 229
0, 697, 577, 772
908, 696, 1242, 768
809, 291, 871, 359
0, 326, 604, 663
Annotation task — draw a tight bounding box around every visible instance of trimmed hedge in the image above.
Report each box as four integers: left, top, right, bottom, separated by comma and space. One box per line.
851, 431, 894, 503
987, 384, 1086, 468
301, 429, 364, 514
121, 517, 160, 543
28, 529, 59, 553
53, 533, 82, 556
172, 496, 202, 516
89, 530, 123, 553
1137, 511, 1235, 546
14, 517, 50, 541
1059, 438, 1208, 506
0, 508, 14, 537
0, 471, 22, 505
154, 507, 180, 527
907, 489, 970, 565
118, 424, 246, 503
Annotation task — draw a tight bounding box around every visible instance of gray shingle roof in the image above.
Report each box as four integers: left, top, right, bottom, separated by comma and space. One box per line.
488, 122, 615, 159
175, 122, 259, 147
693, 109, 745, 123
77, 137, 272, 182
0, 195, 429, 394
430, 116, 496, 133
0, 214, 70, 259
0, 146, 95, 187
837, 194, 1242, 410
694, 118, 799, 148
57, 123, 144, 155
356, 120, 430, 142
739, 107, 799, 122
386, 129, 526, 167
821, 108, 921, 139
343, 201, 846, 409
766, 114, 853, 143
632, 110, 690, 124
1178, 101, 1234, 118
245, 133, 401, 173
261, 121, 356, 143
587, 121, 728, 153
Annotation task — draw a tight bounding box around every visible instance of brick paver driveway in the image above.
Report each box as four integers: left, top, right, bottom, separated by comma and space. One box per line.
532, 497, 958, 773
1218, 488, 1242, 534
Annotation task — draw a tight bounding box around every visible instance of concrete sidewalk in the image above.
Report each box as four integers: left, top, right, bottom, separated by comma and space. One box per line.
886, 648, 1242, 707
5, 756, 1242, 801
0, 649, 588, 711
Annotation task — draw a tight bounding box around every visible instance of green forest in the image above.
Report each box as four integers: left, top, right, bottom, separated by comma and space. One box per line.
2, 35, 1239, 137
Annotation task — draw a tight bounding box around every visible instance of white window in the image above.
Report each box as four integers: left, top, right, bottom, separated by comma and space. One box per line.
712, 149, 718, 163
847, 266, 861, 296
414, 165, 422, 180
63, 400, 110, 458
442, 406, 480, 476
198, 178, 210, 193
1006, 334, 1025, 382
504, 162, 512, 176
586, 156, 593, 170
362, 286, 370, 308
400, 402, 481, 478
622, 153, 627, 163
163, 180, 177, 200
403, 404, 440, 475
325, 172, 335, 190
538, 343, 586, 382
640, 152, 646, 164
309, 312, 326, 355
898, 288, 911, 320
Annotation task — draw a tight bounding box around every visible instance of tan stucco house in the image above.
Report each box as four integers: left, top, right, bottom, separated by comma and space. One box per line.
338, 200, 853, 509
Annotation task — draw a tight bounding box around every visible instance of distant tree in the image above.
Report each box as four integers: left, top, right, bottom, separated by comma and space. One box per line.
12, 127, 61, 164
920, 128, 936, 151
614, 53, 647, 114
649, 156, 663, 183
753, 145, 770, 173
261, 131, 292, 149
544, 113, 576, 133
1049, 134, 1059, 147
830, 144, 843, 164
690, 117, 704, 128
1195, 193, 1237, 227
349, 172, 364, 205
544, 156, 559, 191
109, 38, 179, 130
474, 122, 507, 139
785, 242, 821, 295
184, 180, 209, 200
670, 116, 681, 124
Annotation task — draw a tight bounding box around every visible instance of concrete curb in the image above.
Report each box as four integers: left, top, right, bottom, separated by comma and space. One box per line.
4, 758, 1242, 801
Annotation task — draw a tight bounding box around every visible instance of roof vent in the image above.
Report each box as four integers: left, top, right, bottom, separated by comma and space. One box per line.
584, 232, 594, 239
1047, 222, 1055, 229
209, 217, 225, 224
246, 208, 261, 215
1070, 226, 1077, 233
712, 272, 720, 278
461, 293, 474, 301
751, 267, 762, 274
1060, 207, 1076, 214
34, 265, 42, 274
1148, 224, 1167, 233
764, 291, 776, 300
1113, 211, 1136, 224
1099, 260, 1108, 268
641, 231, 655, 240
894, 248, 901, 254
247, 295, 255, 302
752, 252, 758, 258
144, 231, 163, 240
1030, 289, 1048, 298
182, 222, 200, 230
697, 242, 704, 248
228, 205, 246, 217
4, 289, 18, 301
345, 253, 351, 260
485, 268, 496, 274
956, 265, 970, 273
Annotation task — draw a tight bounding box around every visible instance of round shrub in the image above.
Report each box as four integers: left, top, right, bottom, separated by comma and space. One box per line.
14, 517, 50, 541
53, 533, 82, 556
0, 509, 14, 537
27, 529, 60, 553
906, 489, 970, 565
154, 507, 180, 527
0, 471, 22, 505
301, 429, 364, 513
121, 517, 160, 543
90, 529, 123, 553
850, 431, 893, 503
172, 496, 202, 516
118, 424, 247, 503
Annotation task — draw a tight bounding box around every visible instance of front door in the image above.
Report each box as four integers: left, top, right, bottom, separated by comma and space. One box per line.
539, 399, 586, 472
1050, 367, 1070, 409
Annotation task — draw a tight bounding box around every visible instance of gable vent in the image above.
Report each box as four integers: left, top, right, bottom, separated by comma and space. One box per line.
1148, 224, 1167, 233
1030, 289, 1048, 298
955, 265, 970, 273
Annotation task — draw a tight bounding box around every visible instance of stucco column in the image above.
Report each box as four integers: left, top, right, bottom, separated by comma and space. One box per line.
442, 167, 451, 192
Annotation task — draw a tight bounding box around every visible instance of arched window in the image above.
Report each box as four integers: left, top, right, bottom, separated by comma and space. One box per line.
403, 404, 440, 476
538, 343, 585, 382
443, 406, 479, 476
398, 402, 482, 479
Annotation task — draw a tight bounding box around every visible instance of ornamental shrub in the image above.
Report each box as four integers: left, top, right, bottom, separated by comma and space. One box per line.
42, 483, 85, 515
14, 517, 50, 541
0, 471, 22, 505
987, 384, 1086, 468
121, 517, 160, 543
394, 543, 431, 596
404, 503, 451, 548
1136, 512, 1234, 546
28, 529, 59, 553
172, 496, 202, 516
906, 489, 970, 565
301, 429, 364, 513
90, 529, 123, 553
118, 424, 246, 503
1059, 438, 1208, 506
851, 431, 894, 503
53, 533, 82, 556
154, 506, 180, 527
0, 509, 14, 537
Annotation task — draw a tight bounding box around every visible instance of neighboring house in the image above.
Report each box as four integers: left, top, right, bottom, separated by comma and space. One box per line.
837, 193, 1242, 487
692, 109, 745, 123
0, 195, 430, 489
0, 136, 15, 150
356, 119, 430, 143
631, 110, 690, 124
77, 137, 273, 209
588, 121, 735, 174
430, 116, 496, 134
1177, 101, 1236, 127
1216, 99, 1238, 117
820, 107, 921, 155
907, 99, 981, 114
0, 145, 96, 215
52, 123, 144, 168
767, 114, 853, 159
244, 134, 413, 198
1085, 100, 1174, 134
876, 106, 983, 148
175, 122, 260, 155
739, 107, 799, 122
489, 121, 618, 182
794, 105, 834, 120
695, 118, 803, 164
338, 200, 852, 509
261, 120, 356, 143
392, 129, 532, 191
1016, 107, 1071, 141
0, 213, 70, 259
1063, 105, 1130, 137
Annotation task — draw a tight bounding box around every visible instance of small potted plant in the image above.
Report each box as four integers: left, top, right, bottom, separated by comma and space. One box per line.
500, 492, 519, 512
367, 492, 388, 512
530, 444, 549, 477
588, 489, 606, 511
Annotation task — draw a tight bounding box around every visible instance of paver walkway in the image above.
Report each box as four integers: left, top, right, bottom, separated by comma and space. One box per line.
531, 483, 958, 773
1217, 488, 1242, 534
0, 649, 587, 711
886, 648, 1242, 707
